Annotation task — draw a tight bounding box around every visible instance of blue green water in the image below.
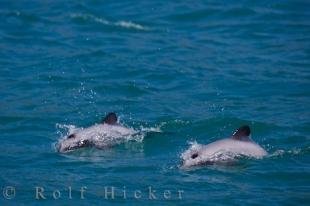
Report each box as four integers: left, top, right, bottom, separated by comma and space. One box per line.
1, 0, 309, 205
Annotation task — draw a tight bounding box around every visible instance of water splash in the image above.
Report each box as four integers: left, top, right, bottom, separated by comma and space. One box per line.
56, 123, 80, 138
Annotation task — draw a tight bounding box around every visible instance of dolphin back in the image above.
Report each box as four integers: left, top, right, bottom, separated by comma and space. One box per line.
181, 138, 267, 167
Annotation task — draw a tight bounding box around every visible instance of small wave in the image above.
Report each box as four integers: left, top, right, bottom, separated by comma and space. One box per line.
269, 147, 310, 158
139, 125, 162, 133
70, 13, 149, 31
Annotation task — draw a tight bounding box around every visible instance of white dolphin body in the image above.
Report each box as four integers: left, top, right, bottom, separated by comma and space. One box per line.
56, 113, 138, 153
181, 126, 267, 167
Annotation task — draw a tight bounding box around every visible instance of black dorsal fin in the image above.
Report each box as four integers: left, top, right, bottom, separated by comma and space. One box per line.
103, 112, 117, 125
231, 125, 251, 141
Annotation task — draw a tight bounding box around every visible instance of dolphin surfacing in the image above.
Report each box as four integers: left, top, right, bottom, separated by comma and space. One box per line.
181, 125, 267, 167
56, 113, 137, 153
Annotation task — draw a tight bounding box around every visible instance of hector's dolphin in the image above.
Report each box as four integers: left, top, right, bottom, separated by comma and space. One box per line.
56, 113, 137, 153
181, 125, 267, 167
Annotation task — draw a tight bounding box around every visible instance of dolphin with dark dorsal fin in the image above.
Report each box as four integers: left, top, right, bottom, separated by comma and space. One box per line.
181, 125, 267, 167
56, 112, 136, 153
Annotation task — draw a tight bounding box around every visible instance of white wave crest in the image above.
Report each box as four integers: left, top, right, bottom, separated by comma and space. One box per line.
269, 147, 308, 157
70, 13, 149, 31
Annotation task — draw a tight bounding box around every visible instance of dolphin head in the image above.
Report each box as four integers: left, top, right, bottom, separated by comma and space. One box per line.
56, 113, 120, 153
56, 134, 92, 153
180, 143, 205, 167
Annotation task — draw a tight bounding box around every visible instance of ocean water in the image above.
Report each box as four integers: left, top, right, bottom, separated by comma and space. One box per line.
0, 0, 309, 205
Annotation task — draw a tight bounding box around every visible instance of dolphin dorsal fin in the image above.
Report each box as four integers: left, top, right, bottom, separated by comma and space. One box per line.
103, 112, 118, 125
231, 125, 251, 141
